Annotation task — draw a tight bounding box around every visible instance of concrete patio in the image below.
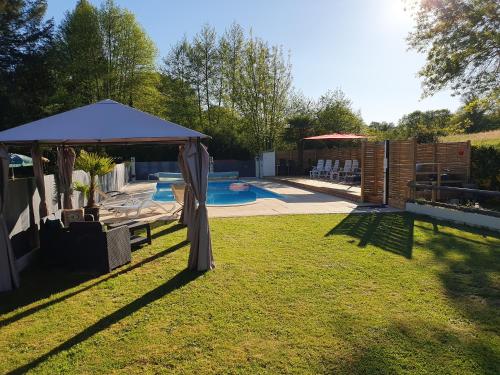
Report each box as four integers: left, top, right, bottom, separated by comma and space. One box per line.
268, 176, 362, 202
100, 179, 397, 224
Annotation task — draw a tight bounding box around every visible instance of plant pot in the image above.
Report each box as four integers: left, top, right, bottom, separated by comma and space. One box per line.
84, 206, 100, 221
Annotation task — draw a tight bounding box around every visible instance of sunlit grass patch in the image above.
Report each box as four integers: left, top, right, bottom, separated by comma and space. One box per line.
1, 213, 499, 374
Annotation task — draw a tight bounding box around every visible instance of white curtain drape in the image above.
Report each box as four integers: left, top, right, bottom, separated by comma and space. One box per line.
0, 146, 19, 291
183, 141, 214, 271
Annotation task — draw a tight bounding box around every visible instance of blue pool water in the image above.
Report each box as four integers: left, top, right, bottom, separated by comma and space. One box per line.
153, 180, 282, 206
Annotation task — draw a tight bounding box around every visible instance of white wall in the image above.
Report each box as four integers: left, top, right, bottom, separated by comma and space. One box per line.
406, 202, 500, 232
7, 163, 130, 242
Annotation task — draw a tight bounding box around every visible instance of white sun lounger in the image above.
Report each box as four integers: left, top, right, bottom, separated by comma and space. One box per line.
332, 160, 352, 181
328, 160, 340, 180
98, 188, 155, 209
105, 193, 174, 218
319, 159, 331, 177
344, 159, 361, 183
310, 159, 325, 178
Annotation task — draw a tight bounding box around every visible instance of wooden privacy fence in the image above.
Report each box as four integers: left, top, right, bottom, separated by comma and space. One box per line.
386, 140, 471, 208
358, 140, 470, 208
361, 141, 385, 204
276, 147, 362, 175
276, 140, 471, 209
386, 140, 417, 208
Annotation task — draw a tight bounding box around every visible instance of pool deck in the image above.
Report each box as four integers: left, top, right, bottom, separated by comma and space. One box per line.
100, 179, 398, 224
267, 176, 362, 202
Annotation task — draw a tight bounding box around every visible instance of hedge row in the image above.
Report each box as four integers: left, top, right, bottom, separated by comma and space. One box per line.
471, 145, 500, 191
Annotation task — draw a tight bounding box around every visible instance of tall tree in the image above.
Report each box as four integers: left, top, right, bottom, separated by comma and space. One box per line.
99, 0, 158, 108
397, 109, 453, 143
238, 36, 291, 154
408, 0, 500, 98
162, 23, 291, 156
316, 89, 365, 134
54, 0, 161, 113
159, 73, 199, 130
451, 95, 500, 133
285, 115, 314, 173
367, 121, 397, 140
164, 38, 204, 127
0, 0, 54, 129
191, 24, 218, 128
57, 0, 104, 107
222, 23, 244, 110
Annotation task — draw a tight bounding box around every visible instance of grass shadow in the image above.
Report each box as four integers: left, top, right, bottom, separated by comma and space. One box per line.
326, 320, 500, 374
0, 240, 189, 326
414, 216, 500, 324
151, 223, 185, 239
7, 267, 203, 375
326, 212, 414, 258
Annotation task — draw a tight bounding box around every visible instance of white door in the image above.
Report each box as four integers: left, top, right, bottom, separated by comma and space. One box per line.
262, 151, 276, 177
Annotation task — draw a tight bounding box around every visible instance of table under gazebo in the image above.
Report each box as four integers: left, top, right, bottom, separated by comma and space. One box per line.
0, 99, 214, 292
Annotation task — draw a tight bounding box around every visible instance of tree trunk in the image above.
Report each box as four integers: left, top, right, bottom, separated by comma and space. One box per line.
87, 175, 96, 207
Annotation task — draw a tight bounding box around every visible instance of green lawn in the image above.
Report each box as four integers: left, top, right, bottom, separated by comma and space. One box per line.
1, 213, 499, 374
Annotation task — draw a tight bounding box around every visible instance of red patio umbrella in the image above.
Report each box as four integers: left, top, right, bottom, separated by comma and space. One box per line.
303, 133, 367, 140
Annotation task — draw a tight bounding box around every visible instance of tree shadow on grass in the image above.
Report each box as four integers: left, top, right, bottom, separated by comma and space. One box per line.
7, 267, 203, 375
0, 240, 189, 326
328, 212, 499, 357
324, 320, 499, 374
326, 212, 414, 258
415, 219, 500, 328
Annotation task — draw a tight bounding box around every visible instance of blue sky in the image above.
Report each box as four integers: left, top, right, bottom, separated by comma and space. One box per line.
44, 0, 461, 124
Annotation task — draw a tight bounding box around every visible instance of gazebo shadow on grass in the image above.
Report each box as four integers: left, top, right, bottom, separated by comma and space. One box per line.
0, 239, 189, 327
7, 267, 203, 375
326, 212, 414, 258
151, 223, 186, 239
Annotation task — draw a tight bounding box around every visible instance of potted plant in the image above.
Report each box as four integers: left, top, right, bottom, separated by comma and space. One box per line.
73, 181, 90, 208
74, 150, 115, 221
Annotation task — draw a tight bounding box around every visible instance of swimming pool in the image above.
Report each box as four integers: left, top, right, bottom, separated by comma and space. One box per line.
153, 180, 282, 206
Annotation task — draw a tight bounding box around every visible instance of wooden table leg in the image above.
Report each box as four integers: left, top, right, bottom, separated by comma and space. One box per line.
146, 225, 152, 244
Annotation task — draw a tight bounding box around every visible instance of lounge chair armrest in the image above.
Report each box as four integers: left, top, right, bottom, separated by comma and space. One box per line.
106, 190, 126, 196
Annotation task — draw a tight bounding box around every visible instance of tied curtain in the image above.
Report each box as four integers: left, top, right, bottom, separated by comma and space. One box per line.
31, 144, 48, 218
0, 146, 19, 291
57, 147, 76, 209
183, 141, 214, 271
178, 145, 196, 238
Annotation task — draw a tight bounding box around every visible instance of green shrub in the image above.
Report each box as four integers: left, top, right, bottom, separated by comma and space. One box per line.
471, 146, 500, 191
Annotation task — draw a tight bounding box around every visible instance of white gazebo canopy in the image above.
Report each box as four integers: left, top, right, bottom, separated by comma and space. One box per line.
0, 99, 209, 145
0, 100, 214, 293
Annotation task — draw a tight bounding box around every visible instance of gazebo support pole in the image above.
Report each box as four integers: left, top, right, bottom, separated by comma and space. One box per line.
31, 142, 49, 218
197, 137, 202, 186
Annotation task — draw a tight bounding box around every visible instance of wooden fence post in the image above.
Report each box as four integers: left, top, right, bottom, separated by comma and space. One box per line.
466, 140, 471, 182
431, 182, 437, 202
437, 163, 442, 201
361, 141, 366, 202
407, 139, 417, 201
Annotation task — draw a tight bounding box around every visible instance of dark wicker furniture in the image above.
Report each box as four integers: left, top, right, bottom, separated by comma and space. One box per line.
108, 220, 152, 248
40, 216, 131, 274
